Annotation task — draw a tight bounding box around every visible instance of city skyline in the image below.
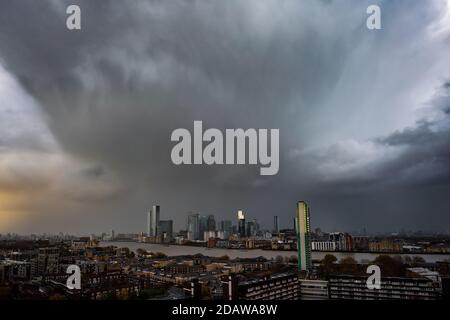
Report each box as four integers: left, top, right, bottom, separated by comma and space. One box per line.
3, 201, 448, 239
1, 0, 450, 235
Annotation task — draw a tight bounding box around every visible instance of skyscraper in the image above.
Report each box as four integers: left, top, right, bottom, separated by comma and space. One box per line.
147, 205, 160, 237
295, 201, 311, 271
158, 220, 173, 243
147, 211, 151, 237
199, 216, 208, 240
273, 216, 279, 234
219, 220, 232, 239
238, 210, 246, 238
219, 220, 232, 232
187, 213, 200, 240
246, 219, 258, 237
207, 215, 216, 231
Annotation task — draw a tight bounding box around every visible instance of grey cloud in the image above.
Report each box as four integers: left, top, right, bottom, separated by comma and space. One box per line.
303, 82, 450, 186
0, 0, 450, 233
81, 166, 105, 179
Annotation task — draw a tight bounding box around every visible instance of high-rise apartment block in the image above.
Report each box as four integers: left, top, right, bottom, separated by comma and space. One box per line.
296, 201, 312, 271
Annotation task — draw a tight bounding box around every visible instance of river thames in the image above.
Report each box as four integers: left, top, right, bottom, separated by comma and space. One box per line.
102, 241, 450, 263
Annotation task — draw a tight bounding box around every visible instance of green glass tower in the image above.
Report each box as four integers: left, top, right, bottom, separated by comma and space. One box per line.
296, 201, 312, 271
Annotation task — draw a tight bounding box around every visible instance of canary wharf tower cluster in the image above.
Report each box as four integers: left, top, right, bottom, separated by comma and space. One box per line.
143, 201, 313, 272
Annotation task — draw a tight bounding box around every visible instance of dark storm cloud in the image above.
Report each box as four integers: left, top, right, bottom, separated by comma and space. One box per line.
299, 82, 450, 189
379, 84, 450, 187
82, 166, 105, 179
0, 0, 450, 233
286, 82, 450, 233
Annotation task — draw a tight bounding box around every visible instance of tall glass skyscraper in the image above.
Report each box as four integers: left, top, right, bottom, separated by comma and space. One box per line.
238, 210, 246, 238
158, 220, 173, 242
296, 201, 311, 271
273, 215, 279, 234
147, 205, 160, 237
199, 216, 208, 240
219, 220, 232, 233
207, 215, 216, 231
187, 213, 200, 240
219, 220, 232, 239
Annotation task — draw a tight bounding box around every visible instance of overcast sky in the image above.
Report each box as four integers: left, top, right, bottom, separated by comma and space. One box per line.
1, 0, 450, 235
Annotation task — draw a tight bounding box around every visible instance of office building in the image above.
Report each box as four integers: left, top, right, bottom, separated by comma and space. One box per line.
147, 205, 160, 237
238, 210, 246, 238
329, 232, 353, 251
311, 241, 338, 252
199, 216, 208, 240
273, 216, 279, 234
0, 260, 33, 284
216, 231, 226, 240
37, 247, 60, 275
158, 220, 173, 243
246, 220, 258, 237
204, 230, 216, 241
295, 201, 312, 271
187, 213, 200, 240
207, 215, 216, 231
222, 273, 300, 300
329, 275, 441, 300
368, 239, 402, 252
219, 220, 232, 239
147, 210, 151, 237
353, 236, 369, 251
299, 279, 329, 300
219, 220, 231, 232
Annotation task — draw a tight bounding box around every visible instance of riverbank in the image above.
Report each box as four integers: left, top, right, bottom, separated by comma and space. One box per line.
101, 241, 450, 263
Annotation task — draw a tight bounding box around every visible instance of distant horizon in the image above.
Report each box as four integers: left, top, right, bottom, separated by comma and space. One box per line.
2, 226, 449, 238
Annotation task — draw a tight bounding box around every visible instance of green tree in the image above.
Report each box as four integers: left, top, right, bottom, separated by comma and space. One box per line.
339, 257, 358, 274
153, 252, 167, 258
372, 255, 405, 277
136, 248, 147, 256
320, 254, 338, 276
322, 254, 337, 265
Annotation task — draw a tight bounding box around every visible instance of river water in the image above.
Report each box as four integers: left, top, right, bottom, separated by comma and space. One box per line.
102, 241, 450, 263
